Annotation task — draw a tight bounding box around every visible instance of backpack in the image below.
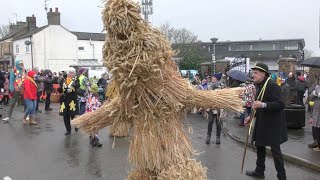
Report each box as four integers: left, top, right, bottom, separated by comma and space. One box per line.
297, 79, 306, 92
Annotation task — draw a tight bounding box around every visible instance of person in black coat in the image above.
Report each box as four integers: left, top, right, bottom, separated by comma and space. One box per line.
43, 69, 53, 111
245, 63, 287, 180
60, 71, 79, 135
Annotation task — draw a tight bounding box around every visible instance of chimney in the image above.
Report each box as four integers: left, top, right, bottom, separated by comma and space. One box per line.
26, 14, 37, 31
47, 7, 61, 25
9, 21, 27, 33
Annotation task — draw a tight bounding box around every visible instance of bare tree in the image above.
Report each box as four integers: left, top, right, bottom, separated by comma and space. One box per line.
304, 49, 314, 59
159, 23, 198, 44
0, 24, 9, 38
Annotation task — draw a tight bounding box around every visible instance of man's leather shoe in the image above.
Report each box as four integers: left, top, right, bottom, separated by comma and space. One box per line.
245, 171, 265, 179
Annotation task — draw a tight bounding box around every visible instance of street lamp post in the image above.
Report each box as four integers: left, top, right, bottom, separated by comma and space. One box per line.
25, 39, 34, 69
210, 38, 218, 74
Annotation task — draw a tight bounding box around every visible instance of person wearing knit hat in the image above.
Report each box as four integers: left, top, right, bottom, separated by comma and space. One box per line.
23, 70, 38, 125
78, 68, 86, 75
212, 73, 222, 82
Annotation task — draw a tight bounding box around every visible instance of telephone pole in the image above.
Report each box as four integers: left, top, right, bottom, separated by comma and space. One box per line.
141, 0, 153, 22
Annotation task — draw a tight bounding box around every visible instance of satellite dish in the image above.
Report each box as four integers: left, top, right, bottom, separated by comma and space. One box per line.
25, 40, 32, 45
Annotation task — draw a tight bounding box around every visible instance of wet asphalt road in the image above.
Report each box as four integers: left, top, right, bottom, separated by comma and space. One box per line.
0, 104, 319, 180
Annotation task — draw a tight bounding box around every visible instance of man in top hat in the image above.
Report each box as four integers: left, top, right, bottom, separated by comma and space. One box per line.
245, 63, 287, 180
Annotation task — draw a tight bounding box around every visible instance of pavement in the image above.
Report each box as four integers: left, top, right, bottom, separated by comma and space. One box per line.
0, 103, 319, 180
223, 112, 320, 173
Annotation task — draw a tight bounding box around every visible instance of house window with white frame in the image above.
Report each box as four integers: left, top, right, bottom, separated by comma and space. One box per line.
26, 45, 30, 53
15, 45, 19, 54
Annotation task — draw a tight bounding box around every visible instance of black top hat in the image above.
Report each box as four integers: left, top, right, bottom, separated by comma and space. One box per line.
251, 63, 269, 74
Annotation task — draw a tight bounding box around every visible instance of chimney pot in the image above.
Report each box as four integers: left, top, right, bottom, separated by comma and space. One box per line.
49, 8, 53, 12
55, 7, 59, 12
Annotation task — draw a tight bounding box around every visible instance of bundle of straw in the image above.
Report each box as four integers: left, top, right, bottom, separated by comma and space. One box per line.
72, 0, 244, 179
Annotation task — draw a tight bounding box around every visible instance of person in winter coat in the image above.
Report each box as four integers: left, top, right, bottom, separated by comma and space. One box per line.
3, 60, 26, 122
43, 69, 54, 111
296, 71, 308, 105
245, 63, 287, 180
76, 68, 89, 115
240, 81, 256, 126
60, 71, 79, 135
287, 72, 297, 104
206, 73, 223, 144
201, 79, 209, 90
308, 78, 320, 151
33, 67, 44, 113
280, 78, 291, 106
23, 71, 38, 125
97, 74, 108, 101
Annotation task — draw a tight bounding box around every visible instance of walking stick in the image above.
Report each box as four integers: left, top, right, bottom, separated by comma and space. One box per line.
240, 112, 255, 174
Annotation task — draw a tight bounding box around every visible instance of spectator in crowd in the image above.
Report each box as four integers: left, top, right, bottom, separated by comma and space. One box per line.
296, 72, 308, 105
309, 77, 320, 152
76, 68, 89, 115
287, 72, 297, 104
97, 74, 108, 101
240, 80, 256, 126
280, 78, 291, 106
90, 76, 98, 85
3, 74, 9, 106
3, 60, 26, 122
44, 70, 54, 111
52, 72, 59, 84
33, 67, 44, 113
60, 71, 79, 135
209, 73, 222, 90
206, 73, 223, 144
23, 71, 38, 125
201, 79, 209, 90
192, 73, 201, 86
86, 83, 103, 147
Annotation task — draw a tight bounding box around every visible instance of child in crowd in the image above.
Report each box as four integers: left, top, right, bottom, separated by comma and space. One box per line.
86, 84, 103, 147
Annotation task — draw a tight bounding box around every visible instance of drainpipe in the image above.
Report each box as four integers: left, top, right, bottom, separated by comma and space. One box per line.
89, 39, 95, 60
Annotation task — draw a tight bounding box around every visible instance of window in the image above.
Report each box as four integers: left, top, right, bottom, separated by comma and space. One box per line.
26, 45, 30, 53
279, 42, 298, 50
229, 44, 250, 51
15, 45, 19, 54
78, 47, 85, 51
252, 43, 273, 51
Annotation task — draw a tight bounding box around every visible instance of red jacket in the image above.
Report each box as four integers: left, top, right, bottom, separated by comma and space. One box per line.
24, 76, 38, 100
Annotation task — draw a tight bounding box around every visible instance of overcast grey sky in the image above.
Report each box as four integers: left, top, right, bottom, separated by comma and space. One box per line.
1, 0, 320, 55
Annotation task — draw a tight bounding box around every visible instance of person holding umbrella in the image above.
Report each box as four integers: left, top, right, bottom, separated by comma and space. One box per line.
244, 63, 287, 180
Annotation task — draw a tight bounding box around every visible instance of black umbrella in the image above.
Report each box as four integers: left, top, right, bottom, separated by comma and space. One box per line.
227, 70, 248, 83
300, 57, 320, 68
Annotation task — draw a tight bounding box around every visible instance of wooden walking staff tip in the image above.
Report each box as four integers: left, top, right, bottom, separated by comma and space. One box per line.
241, 110, 256, 174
